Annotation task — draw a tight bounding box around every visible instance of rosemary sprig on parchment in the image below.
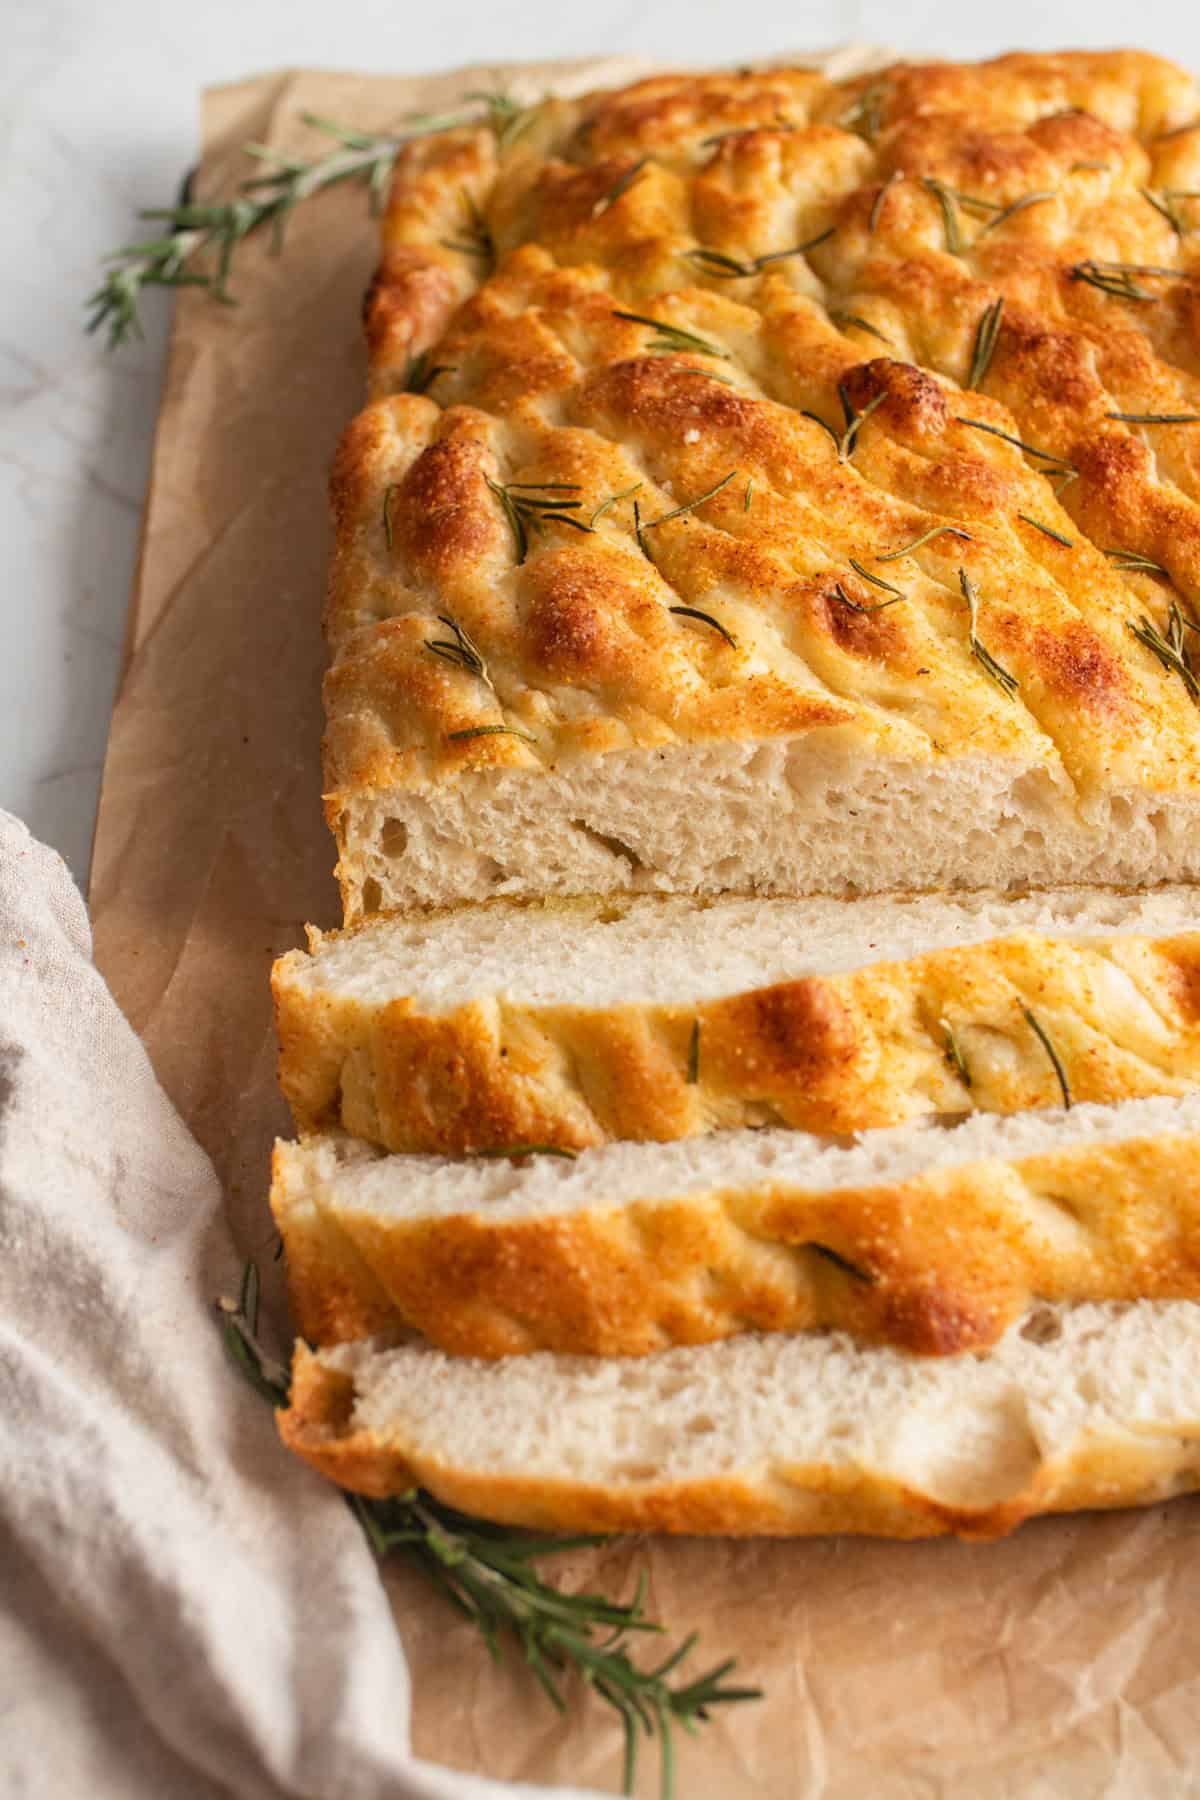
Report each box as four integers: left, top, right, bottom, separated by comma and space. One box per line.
216, 1264, 760, 1800
88, 96, 525, 347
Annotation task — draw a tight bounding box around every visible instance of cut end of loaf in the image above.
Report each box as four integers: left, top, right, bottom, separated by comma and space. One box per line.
332, 745, 1200, 918
277, 1303, 1200, 1537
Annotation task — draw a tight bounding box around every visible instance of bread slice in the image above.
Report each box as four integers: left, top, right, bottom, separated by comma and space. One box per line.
327, 53, 1200, 919
272, 1092, 1200, 1358
278, 1299, 1200, 1538
274, 886, 1200, 1154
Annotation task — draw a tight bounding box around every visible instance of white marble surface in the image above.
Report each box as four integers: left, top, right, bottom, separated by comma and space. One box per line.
4, 0, 1200, 883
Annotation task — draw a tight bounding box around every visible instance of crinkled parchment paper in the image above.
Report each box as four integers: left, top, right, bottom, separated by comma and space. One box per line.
88, 53, 1200, 1800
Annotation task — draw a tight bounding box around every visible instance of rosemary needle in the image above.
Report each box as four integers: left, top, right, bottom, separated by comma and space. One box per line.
216, 1263, 760, 1800
876, 524, 971, 562
966, 298, 1004, 390
594, 156, 649, 215
805, 1243, 874, 1283
382, 483, 400, 549
1022, 1007, 1071, 1108
1018, 512, 1074, 547
670, 606, 738, 648
1106, 411, 1200, 426
940, 1019, 973, 1088
1128, 603, 1200, 702
960, 568, 1019, 699
613, 310, 730, 360
640, 470, 739, 534
686, 1019, 701, 1083
447, 726, 537, 744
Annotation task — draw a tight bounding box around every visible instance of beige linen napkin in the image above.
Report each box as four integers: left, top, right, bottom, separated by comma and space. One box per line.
0, 808, 597, 1800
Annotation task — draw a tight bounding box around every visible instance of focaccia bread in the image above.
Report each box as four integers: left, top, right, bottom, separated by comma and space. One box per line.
325, 50, 1200, 918
278, 1299, 1200, 1538
273, 886, 1200, 1152
271, 1093, 1200, 1358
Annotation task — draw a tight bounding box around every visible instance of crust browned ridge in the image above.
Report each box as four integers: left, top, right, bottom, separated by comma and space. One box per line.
324, 49, 1200, 918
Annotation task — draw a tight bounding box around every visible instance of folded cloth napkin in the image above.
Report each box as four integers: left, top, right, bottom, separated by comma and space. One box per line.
0, 810, 596, 1800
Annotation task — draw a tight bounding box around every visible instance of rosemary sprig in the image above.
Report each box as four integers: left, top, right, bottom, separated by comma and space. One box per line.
1018, 512, 1074, 547
89, 101, 511, 347
940, 1019, 973, 1088
1106, 410, 1200, 426
447, 725, 537, 744
638, 471, 738, 549
966, 298, 1004, 390
1068, 259, 1186, 300
805, 1243, 874, 1283
1106, 548, 1167, 574
685, 228, 834, 278
487, 478, 589, 563
1128, 603, 1200, 702
830, 311, 894, 346
875, 524, 971, 562
955, 416, 1076, 478
686, 1019, 701, 1084
922, 178, 963, 255
960, 568, 1019, 699
802, 386, 887, 463
440, 188, 496, 269
1021, 1007, 1071, 1109
613, 310, 730, 360
216, 1264, 759, 1800
594, 157, 649, 216
425, 614, 490, 681
590, 483, 643, 527
670, 607, 738, 649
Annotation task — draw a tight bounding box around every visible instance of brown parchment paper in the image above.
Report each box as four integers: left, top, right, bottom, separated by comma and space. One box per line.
88, 54, 1200, 1800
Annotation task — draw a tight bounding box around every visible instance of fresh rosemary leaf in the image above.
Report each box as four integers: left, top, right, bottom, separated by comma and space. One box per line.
847, 558, 903, 596
686, 1019, 701, 1083
405, 351, 456, 394
440, 188, 496, 269
979, 189, 1055, 233
922, 177, 962, 254
425, 613, 490, 682
447, 726, 537, 744
1106, 548, 1167, 574
841, 76, 888, 143
641, 470, 738, 535
830, 311, 894, 346
830, 582, 902, 616
382, 484, 400, 550
613, 310, 730, 360
799, 410, 842, 454
1140, 186, 1187, 234
743, 478, 754, 512
590, 483, 643, 526
669, 606, 738, 649
472, 1144, 578, 1158
966, 298, 1004, 390
805, 1243, 874, 1283
1021, 1006, 1071, 1109
686, 228, 834, 278
876, 524, 971, 561
1105, 411, 1200, 425
1128, 603, 1200, 702
216, 1262, 759, 1800
955, 416, 1076, 474
960, 568, 1019, 699
868, 169, 900, 233
1018, 512, 1073, 547
940, 1019, 973, 1088
594, 156, 649, 216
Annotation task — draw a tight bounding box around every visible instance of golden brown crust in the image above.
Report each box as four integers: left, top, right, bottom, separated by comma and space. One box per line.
323, 50, 1200, 900
272, 1126, 1200, 1359
273, 923, 1200, 1153
277, 1342, 1200, 1537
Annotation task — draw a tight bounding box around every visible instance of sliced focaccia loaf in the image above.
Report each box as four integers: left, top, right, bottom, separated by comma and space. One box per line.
278, 1299, 1200, 1538
274, 887, 1200, 1154
325, 51, 1200, 918
272, 1093, 1200, 1358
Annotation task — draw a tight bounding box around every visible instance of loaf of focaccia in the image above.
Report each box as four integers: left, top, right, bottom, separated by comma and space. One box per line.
324, 51, 1200, 919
